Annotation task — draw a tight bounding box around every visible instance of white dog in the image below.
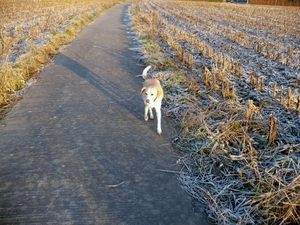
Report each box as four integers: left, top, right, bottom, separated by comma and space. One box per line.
140, 66, 164, 135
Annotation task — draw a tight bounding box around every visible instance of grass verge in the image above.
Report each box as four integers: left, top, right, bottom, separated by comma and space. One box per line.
0, 1, 123, 114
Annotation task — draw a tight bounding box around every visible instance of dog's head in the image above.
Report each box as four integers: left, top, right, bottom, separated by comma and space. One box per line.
140, 85, 163, 105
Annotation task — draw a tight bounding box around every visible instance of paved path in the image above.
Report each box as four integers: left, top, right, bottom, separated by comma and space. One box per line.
0, 3, 209, 224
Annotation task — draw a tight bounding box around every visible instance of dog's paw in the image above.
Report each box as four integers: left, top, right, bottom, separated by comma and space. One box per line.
150, 115, 154, 120
157, 128, 162, 135
144, 116, 148, 121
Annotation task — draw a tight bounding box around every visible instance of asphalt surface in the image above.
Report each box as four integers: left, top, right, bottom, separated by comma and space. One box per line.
0, 3, 209, 224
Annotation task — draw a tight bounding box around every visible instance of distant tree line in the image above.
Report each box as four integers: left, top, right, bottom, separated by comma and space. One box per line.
248, 0, 300, 5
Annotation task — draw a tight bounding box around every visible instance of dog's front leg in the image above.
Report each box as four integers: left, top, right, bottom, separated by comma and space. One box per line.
144, 105, 149, 121
149, 107, 154, 120
155, 106, 162, 135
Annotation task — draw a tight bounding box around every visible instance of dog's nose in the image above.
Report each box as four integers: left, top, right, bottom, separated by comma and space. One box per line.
146, 99, 150, 103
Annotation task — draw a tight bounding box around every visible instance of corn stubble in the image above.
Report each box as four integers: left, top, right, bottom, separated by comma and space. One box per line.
131, 0, 300, 224
0, 0, 124, 105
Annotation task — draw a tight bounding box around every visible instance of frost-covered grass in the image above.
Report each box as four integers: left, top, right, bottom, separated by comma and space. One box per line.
0, 0, 126, 105
130, 1, 300, 224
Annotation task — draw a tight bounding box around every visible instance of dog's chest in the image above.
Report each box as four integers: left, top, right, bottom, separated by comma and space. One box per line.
145, 98, 161, 109
145, 101, 156, 108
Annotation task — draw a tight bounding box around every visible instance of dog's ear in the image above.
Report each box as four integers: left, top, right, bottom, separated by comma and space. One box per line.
140, 87, 146, 95
154, 87, 163, 101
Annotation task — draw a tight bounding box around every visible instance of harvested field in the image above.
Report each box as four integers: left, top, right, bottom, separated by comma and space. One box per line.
0, 0, 126, 106
130, 0, 300, 224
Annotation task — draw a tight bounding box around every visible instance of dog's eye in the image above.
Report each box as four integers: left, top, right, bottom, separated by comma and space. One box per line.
151, 94, 154, 96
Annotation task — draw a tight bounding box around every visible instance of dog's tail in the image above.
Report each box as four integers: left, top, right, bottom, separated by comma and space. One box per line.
142, 65, 151, 79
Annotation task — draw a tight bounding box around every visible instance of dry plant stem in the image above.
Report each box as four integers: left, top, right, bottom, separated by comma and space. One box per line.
260, 76, 264, 91
267, 116, 277, 145
204, 67, 211, 86
246, 99, 260, 121
250, 71, 256, 87
297, 95, 300, 116
286, 87, 293, 110
231, 86, 236, 100
273, 82, 277, 98
221, 81, 230, 98
280, 85, 284, 104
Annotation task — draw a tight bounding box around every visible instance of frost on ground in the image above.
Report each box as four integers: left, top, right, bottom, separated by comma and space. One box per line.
0, 0, 125, 104
132, 1, 300, 224
1, 4, 98, 64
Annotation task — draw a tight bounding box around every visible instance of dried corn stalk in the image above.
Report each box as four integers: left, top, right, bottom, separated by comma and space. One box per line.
267, 115, 277, 145
204, 67, 211, 86
221, 81, 230, 98
286, 87, 293, 109
280, 85, 284, 104
260, 76, 264, 91
231, 86, 237, 100
246, 99, 260, 121
273, 82, 277, 98
250, 71, 256, 87
297, 95, 300, 116
187, 54, 193, 69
